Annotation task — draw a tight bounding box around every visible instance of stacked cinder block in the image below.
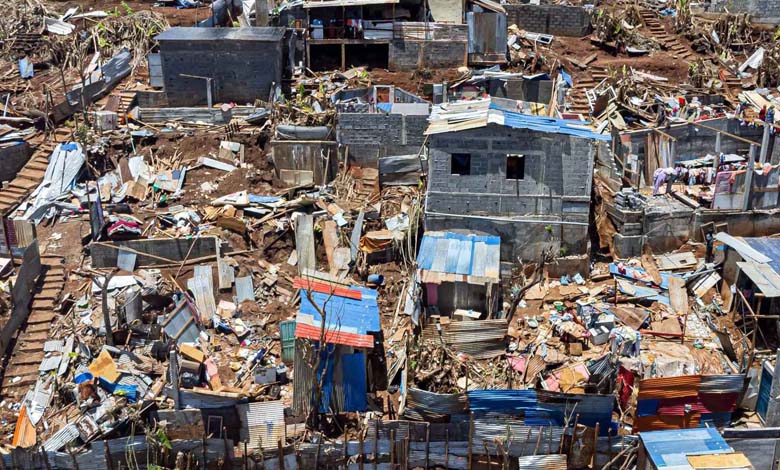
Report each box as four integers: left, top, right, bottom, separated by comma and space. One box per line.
504, 4, 591, 37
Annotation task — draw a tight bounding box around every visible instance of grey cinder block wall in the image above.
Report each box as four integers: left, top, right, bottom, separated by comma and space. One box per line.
706, 0, 780, 23
425, 124, 596, 262
337, 113, 428, 167
155, 27, 284, 107
504, 4, 591, 37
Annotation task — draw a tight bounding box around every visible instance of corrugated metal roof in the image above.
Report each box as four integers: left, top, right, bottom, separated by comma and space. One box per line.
238, 400, 285, 450
467, 389, 614, 434
417, 231, 501, 283
740, 237, 780, 273
640, 428, 733, 470
425, 99, 611, 141
296, 286, 380, 348
42, 423, 80, 451
516, 454, 568, 469
403, 387, 469, 421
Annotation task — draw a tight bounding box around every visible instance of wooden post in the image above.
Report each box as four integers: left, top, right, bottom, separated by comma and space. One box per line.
403, 435, 410, 470
343, 426, 348, 470
742, 144, 757, 211
425, 423, 430, 470
202, 435, 208, 469
41, 448, 52, 470
485, 442, 492, 469
314, 433, 322, 470
760, 123, 772, 164
567, 414, 580, 466
359, 418, 365, 470
373, 420, 379, 470
244, 441, 248, 470
468, 413, 474, 470
591, 423, 600, 468
533, 427, 543, 455
390, 429, 395, 470
104, 440, 114, 470
278, 440, 285, 470
445, 428, 450, 470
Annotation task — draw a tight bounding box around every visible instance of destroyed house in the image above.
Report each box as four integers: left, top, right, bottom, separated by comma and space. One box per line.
154, 27, 284, 107
293, 280, 384, 415
603, 117, 780, 258
424, 98, 610, 264
717, 234, 780, 349
416, 231, 501, 318
335, 85, 430, 167
284, 0, 475, 71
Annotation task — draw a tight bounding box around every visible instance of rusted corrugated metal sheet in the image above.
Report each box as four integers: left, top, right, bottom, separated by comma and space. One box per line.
238, 400, 285, 450
403, 387, 468, 421
638, 375, 702, 399
421, 319, 507, 359
516, 454, 568, 469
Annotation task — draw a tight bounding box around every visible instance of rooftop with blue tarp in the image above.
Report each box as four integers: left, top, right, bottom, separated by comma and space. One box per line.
425, 97, 611, 141
417, 231, 501, 284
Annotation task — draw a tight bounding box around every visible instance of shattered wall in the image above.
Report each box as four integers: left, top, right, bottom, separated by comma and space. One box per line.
337, 113, 427, 167
156, 27, 284, 106
504, 4, 591, 37
271, 140, 338, 185
425, 124, 595, 261
622, 118, 778, 166
0, 141, 30, 183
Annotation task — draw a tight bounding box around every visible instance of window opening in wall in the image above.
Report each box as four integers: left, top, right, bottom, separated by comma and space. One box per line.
506, 154, 525, 180
451, 153, 471, 175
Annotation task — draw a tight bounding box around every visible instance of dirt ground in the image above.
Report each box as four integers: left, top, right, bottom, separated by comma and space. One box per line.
56, 0, 212, 27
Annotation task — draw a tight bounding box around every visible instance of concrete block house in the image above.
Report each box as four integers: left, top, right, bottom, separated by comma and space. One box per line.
423, 98, 611, 269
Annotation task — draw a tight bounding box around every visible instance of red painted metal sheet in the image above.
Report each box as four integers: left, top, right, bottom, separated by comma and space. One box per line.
294, 323, 374, 348
293, 278, 363, 300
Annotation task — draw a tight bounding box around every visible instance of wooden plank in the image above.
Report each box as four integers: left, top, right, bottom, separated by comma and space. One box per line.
322, 220, 339, 275
692, 271, 722, 298
654, 252, 698, 271
187, 265, 217, 321
641, 245, 662, 285
294, 214, 316, 274
611, 306, 650, 330
668, 276, 689, 315
217, 258, 234, 291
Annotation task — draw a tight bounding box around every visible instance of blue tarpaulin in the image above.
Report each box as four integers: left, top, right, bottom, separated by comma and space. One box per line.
342, 352, 367, 412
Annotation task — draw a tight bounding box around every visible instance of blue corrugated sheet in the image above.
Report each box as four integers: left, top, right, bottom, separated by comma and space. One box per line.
489, 103, 612, 142
342, 352, 367, 412
316, 344, 336, 413
742, 237, 780, 275
466, 389, 614, 435
641, 428, 733, 469
637, 399, 659, 417
300, 287, 380, 334
417, 231, 500, 276
757, 362, 773, 421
